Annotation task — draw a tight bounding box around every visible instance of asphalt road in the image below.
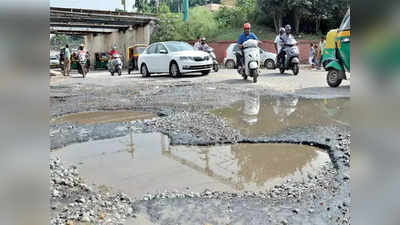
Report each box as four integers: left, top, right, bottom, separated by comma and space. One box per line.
51, 67, 350, 99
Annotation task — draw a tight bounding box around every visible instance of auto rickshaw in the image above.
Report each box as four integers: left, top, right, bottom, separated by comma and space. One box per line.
321, 29, 338, 69
325, 8, 351, 87
70, 52, 79, 70
127, 44, 147, 74
94, 52, 109, 70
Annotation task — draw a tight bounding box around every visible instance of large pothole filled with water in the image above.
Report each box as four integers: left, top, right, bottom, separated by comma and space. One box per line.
52, 132, 330, 197
211, 95, 350, 137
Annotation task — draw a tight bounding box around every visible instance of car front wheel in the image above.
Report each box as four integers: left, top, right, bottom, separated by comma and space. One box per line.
141, 64, 150, 77
170, 62, 181, 78
264, 59, 275, 69
225, 60, 235, 69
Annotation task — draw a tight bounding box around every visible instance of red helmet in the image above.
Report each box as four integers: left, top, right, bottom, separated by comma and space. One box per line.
244, 23, 251, 29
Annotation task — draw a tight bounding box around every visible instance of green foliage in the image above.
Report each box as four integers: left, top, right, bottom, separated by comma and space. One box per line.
151, 6, 218, 42
214, 0, 257, 29
150, 4, 180, 42
50, 34, 84, 50
135, 0, 157, 13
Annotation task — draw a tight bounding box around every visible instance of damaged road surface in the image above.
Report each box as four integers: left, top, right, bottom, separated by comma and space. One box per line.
50, 70, 350, 225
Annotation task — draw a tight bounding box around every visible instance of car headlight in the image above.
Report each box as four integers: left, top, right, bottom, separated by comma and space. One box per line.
179, 56, 193, 61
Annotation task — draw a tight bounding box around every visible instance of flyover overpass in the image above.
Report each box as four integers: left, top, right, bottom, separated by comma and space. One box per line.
50, 7, 158, 67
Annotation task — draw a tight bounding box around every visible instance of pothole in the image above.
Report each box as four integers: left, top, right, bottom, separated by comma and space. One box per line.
51, 132, 330, 197
51, 110, 157, 125
211, 95, 350, 137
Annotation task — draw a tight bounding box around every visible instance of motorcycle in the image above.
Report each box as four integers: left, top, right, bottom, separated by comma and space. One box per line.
108, 54, 123, 76
202, 47, 219, 72
279, 36, 300, 75
77, 51, 88, 78
237, 39, 260, 83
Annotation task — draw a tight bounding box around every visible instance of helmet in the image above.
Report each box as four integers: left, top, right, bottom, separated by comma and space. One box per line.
279, 27, 285, 34
244, 23, 251, 29
112, 45, 117, 50
285, 24, 291, 32
201, 37, 206, 41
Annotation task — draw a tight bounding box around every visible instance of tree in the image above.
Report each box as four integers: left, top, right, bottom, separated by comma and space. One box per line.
287, 0, 312, 34
257, 0, 287, 33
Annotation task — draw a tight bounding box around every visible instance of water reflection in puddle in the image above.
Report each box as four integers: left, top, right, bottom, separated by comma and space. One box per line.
52, 131, 330, 197
212, 95, 350, 137
51, 110, 157, 125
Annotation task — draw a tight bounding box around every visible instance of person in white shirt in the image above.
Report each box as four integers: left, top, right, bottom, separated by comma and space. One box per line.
274, 27, 285, 67
194, 36, 201, 50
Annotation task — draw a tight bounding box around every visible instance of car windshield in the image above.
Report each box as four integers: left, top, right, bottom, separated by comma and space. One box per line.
136, 47, 146, 54
165, 42, 194, 52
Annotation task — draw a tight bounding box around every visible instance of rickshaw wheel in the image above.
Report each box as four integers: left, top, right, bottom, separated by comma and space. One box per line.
327, 69, 342, 87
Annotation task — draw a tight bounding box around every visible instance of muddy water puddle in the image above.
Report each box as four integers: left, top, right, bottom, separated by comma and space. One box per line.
52, 132, 330, 197
51, 110, 157, 125
212, 96, 350, 137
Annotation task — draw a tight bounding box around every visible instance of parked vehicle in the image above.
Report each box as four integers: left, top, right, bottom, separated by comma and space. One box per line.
94, 52, 109, 70
127, 44, 147, 74
237, 39, 260, 83
279, 36, 300, 75
77, 51, 88, 78
321, 29, 338, 69
223, 43, 276, 69
325, 8, 350, 87
201, 47, 219, 72
108, 54, 123, 76
138, 41, 213, 78
50, 55, 59, 68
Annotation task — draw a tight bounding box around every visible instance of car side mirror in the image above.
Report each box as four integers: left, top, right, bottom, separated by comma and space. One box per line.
159, 49, 168, 54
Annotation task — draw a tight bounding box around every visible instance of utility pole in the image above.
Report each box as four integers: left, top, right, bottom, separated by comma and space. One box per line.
183, 0, 189, 21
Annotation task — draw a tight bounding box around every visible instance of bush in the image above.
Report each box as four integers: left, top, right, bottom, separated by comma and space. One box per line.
151, 6, 219, 42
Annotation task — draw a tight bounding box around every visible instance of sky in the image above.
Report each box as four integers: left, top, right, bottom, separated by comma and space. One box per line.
49, 0, 135, 11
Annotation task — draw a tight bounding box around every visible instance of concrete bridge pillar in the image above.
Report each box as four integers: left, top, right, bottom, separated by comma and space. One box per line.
84, 23, 152, 69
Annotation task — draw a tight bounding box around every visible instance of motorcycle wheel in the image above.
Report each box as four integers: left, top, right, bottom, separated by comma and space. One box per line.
292, 64, 299, 75
251, 69, 258, 83
111, 72, 114, 76
213, 63, 219, 72
243, 75, 248, 80
118, 68, 122, 76
279, 68, 285, 74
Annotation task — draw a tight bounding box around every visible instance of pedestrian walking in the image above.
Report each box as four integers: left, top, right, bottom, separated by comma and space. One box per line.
64, 44, 71, 76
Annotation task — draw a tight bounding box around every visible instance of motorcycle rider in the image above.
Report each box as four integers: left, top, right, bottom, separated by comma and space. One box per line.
109, 45, 119, 57
108, 45, 119, 69
236, 23, 259, 71
279, 24, 294, 67
274, 27, 285, 67
198, 37, 210, 51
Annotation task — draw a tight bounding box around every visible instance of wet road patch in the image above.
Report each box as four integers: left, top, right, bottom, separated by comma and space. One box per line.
211, 95, 350, 137
52, 132, 330, 197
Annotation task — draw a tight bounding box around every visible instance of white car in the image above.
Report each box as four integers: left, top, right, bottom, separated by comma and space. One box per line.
50, 55, 60, 68
223, 43, 277, 69
138, 41, 213, 77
